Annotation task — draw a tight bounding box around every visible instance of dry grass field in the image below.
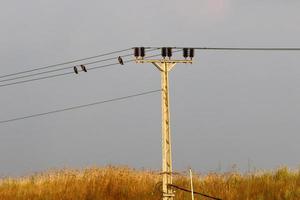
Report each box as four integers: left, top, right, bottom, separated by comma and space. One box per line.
0, 166, 299, 200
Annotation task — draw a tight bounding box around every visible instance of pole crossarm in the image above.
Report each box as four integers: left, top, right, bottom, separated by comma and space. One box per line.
136, 59, 192, 72
136, 59, 192, 64
153, 63, 176, 72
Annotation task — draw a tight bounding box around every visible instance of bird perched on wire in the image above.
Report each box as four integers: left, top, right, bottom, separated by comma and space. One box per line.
80, 65, 87, 72
73, 66, 78, 74
118, 56, 124, 65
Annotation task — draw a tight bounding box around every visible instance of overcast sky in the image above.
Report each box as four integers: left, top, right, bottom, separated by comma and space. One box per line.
0, 0, 299, 176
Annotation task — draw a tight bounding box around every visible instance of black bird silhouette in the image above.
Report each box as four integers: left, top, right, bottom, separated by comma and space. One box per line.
80, 65, 87, 72
118, 56, 124, 65
73, 66, 78, 74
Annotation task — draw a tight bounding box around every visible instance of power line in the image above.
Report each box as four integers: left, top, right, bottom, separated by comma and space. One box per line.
2, 45, 299, 82
0, 49, 160, 84
7, 45, 296, 85
143, 47, 300, 51
0, 71, 75, 88
168, 184, 222, 200
0, 89, 161, 124
0, 62, 119, 88
0, 50, 182, 88
0, 48, 132, 79
0, 53, 133, 83
193, 47, 300, 51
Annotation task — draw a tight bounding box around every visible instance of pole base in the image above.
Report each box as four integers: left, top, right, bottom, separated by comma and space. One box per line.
163, 193, 175, 199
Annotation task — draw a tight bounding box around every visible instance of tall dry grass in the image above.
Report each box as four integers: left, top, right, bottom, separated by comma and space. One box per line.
0, 166, 299, 200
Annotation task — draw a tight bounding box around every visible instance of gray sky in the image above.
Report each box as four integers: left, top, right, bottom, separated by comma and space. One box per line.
0, 0, 299, 176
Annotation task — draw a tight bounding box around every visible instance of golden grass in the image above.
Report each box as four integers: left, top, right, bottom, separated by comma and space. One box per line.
0, 166, 299, 200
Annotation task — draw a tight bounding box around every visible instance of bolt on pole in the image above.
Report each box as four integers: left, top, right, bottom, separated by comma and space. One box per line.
134, 47, 194, 200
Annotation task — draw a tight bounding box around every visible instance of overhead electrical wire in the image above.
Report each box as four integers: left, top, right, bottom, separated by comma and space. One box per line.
0, 49, 182, 88
0, 71, 75, 88
0, 48, 133, 79
0, 49, 183, 121
3, 44, 299, 88
0, 53, 133, 83
4, 45, 298, 85
143, 47, 300, 51
0, 89, 161, 124
2, 45, 299, 82
0, 49, 160, 83
192, 47, 300, 51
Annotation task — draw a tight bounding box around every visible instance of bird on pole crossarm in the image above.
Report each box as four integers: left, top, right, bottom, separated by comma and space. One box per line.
134, 47, 194, 200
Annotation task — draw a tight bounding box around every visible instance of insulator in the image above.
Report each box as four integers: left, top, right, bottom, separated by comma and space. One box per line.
167, 47, 172, 58
73, 66, 78, 74
161, 47, 167, 58
80, 65, 87, 72
118, 56, 124, 65
189, 48, 195, 59
140, 47, 145, 58
183, 48, 189, 58
134, 47, 139, 57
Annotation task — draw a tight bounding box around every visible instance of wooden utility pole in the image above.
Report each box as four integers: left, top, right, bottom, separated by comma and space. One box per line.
134, 47, 194, 200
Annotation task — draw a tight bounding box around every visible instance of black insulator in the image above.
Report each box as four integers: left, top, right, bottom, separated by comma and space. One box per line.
73, 66, 78, 74
167, 47, 172, 58
140, 47, 145, 57
161, 47, 167, 58
118, 56, 124, 65
80, 65, 87, 72
134, 47, 140, 57
189, 48, 195, 58
183, 48, 189, 58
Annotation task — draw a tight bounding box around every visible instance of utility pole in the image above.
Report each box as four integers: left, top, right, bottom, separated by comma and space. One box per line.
134, 47, 194, 200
